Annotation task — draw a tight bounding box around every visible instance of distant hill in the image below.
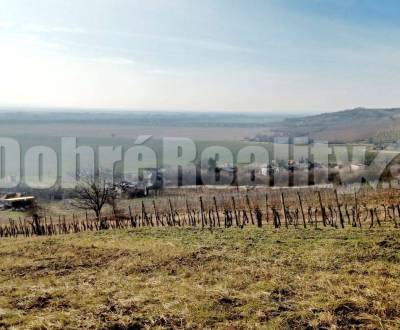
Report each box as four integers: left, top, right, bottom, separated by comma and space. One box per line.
259, 107, 400, 143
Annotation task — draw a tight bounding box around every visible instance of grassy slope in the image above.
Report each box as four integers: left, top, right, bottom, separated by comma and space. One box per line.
1, 227, 400, 329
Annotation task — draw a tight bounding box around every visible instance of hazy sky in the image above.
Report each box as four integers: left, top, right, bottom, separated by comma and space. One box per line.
0, 0, 399, 112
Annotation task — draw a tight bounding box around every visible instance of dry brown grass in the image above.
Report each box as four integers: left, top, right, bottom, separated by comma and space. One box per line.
1, 225, 400, 329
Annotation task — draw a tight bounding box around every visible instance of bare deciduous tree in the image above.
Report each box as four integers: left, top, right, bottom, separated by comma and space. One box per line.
72, 176, 115, 227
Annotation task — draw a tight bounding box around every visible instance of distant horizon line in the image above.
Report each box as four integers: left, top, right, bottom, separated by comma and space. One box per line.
0, 105, 399, 117
0, 105, 308, 116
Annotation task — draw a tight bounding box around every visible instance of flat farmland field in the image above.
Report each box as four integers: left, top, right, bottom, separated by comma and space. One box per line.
0, 123, 268, 142
0, 226, 399, 329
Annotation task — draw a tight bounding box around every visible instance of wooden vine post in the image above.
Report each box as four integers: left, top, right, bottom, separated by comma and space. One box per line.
231, 196, 239, 227
265, 193, 269, 223
246, 195, 254, 225
185, 198, 193, 226
317, 191, 327, 227
199, 196, 205, 228
281, 192, 289, 229
354, 192, 361, 228
334, 189, 345, 228
152, 200, 160, 226
213, 196, 221, 227
297, 192, 306, 228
